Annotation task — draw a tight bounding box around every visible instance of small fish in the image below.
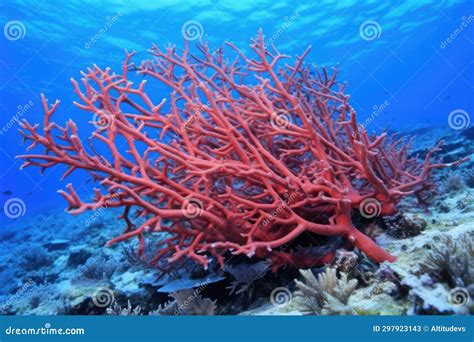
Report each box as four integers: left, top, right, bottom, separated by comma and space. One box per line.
2, 190, 12, 195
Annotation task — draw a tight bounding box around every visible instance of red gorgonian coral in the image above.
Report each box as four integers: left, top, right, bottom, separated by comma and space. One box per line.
18, 32, 464, 272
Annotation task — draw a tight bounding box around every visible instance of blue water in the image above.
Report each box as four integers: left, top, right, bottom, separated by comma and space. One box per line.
0, 0, 473, 218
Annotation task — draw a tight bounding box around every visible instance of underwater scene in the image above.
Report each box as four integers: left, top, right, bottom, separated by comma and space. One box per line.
0, 0, 472, 318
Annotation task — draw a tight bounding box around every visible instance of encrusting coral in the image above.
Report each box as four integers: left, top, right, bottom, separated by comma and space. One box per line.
294, 267, 357, 315
17, 31, 467, 274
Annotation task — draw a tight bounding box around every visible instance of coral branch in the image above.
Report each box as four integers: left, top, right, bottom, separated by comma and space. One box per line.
17, 31, 464, 272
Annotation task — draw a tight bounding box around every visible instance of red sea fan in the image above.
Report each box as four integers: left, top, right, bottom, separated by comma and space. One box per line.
17, 31, 465, 272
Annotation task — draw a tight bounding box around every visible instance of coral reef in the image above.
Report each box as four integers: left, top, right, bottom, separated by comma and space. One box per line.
106, 291, 217, 316
294, 268, 357, 315
444, 173, 465, 193
120, 245, 150, 268
421, 233, 473, 288
465, 168, 474, 188
3, 283, 69, 315
1, 122, 470, 317
106, 300, 142, 316
19, 246, 52, 270
17, 31, 467, 274
330, 249, 359, 274
383, 213, 427, 239
76, 253, 118, 281
225, 260, 270, 297
150, 290, 217, 315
